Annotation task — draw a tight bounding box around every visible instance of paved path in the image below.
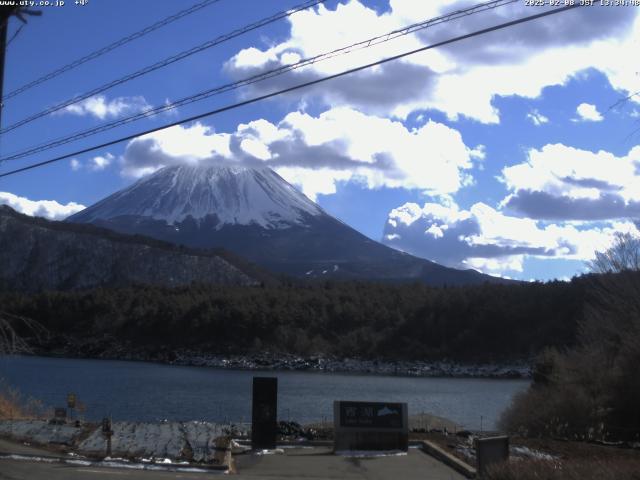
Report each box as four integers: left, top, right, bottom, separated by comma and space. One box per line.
0, 439, 52, 456
0, 441, 465, 480
233, 446, 465, 480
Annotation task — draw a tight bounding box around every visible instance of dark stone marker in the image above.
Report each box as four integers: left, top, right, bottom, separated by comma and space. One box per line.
334, 401, 408, 452
251, 377, 278, 450
475, 435, 509, 477
50, 407, 67, 425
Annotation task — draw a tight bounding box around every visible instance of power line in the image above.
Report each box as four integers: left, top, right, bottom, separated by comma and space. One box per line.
0, 0, 328, 136
0, 0, 518, 164
0, 3, 582, 180
5, 23, 23, 48
2, 0, 224, 102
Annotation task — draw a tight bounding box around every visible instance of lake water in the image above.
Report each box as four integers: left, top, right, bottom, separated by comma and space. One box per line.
0, 355, 529, 430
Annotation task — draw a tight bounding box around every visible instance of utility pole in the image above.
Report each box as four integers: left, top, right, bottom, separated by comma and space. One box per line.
0, 7, 41, 134
0, 7, 16, 132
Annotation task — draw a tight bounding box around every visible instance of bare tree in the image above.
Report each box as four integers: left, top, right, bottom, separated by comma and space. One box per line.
581, 232, 640, 438
587, 232, 640, 274
502, 232, 640, 439
0, 311, 45, 355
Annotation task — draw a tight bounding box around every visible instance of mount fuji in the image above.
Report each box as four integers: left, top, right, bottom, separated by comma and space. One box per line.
68, 164, 501, 285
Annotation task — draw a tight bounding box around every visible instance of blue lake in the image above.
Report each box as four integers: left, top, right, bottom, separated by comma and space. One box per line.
0, 355, 528, 430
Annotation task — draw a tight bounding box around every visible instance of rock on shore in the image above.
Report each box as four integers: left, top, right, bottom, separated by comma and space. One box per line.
38, 338, 532, 379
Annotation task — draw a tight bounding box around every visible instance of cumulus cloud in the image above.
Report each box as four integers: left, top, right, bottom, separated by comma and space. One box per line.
526, 109, 549, 126
500, 144, 640, 220
0, 192, 85, 220
574, 102, 604, 122
60, 95, 151, 120
68, 153, 115, 172
222, 1, 639, 122
383, 199, 640, 275
90, 153, 114, 171
120, 107, 483, 200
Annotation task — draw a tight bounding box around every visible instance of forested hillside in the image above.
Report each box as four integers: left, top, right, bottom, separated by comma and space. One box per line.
1, 277, 588, 362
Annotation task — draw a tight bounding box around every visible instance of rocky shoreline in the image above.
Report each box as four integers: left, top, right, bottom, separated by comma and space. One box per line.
169, 351, 532, 379
35, 337, 532, 379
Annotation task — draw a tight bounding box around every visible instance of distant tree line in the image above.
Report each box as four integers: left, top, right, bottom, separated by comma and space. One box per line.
0, 276, 589, 362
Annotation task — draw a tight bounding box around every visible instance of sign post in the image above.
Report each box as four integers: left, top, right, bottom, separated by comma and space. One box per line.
333, 401, 408, 452
251, 377, 278, 450
475, 435, 509, 476
102, 417, 113, 458
67, 393, 76, 420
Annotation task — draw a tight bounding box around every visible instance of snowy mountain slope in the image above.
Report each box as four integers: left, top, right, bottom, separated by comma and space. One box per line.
69, 165, 323, 229
68, 164, 508, 285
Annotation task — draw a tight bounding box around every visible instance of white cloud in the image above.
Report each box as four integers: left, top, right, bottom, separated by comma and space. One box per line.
90, 153, 114, 171
120, 107, 482, 200
383, 199, 640, 276
378, 139, 640, 276
575, 102, 603, 122
465, 256, 524, 275
68, 153, 115, 172
500, 143, 640, 220
0, 192, 85, 220
223, 1, 639, 123
120, 122, 232, 178
526, 109, 549, 126
163, 98, 179, 117
61, 95, 151, 120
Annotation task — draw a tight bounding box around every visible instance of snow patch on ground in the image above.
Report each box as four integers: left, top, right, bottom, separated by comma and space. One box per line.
454, 438, 557, 462
78, 420, 244, 462
512, 445, 557, 460
0, 420, 80, 445
255, 448, 285, 455
1, 454, 59, 463
0, 419, 245, 464
1, 453, 222, 473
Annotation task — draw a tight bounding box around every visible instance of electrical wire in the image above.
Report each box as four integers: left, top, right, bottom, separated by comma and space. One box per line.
2, 0, 224, 101
0, 3, 583, 180
5, 24, 24, 48
0, 0, 518, 164
0, 0, 328, 136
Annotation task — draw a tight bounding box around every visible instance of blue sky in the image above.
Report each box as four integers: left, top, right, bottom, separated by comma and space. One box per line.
1, 0, 639, 281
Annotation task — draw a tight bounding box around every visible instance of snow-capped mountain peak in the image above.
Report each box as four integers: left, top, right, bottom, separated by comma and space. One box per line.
69, 164, 324, 229
68, 164, 505, 285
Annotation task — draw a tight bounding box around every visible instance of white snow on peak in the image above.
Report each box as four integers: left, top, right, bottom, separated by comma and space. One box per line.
71, 164, 324, 229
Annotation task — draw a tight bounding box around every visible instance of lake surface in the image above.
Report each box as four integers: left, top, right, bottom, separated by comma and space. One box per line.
0, 355, 528, 430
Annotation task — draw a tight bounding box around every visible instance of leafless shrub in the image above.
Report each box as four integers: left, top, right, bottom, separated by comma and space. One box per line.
499, 383, 601, 440
0, 380, 47, 420
501, 233, 640, 441
485, 458, 640, 480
